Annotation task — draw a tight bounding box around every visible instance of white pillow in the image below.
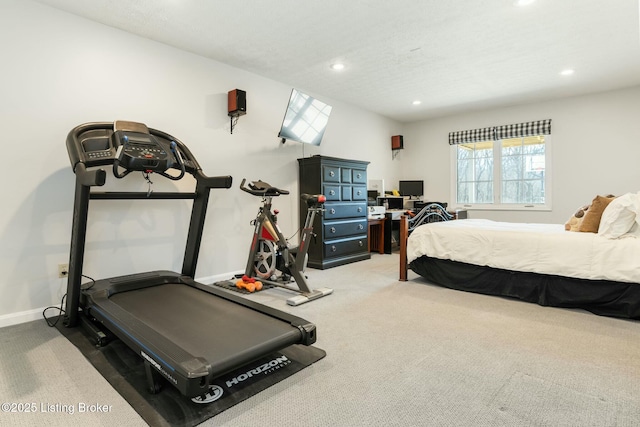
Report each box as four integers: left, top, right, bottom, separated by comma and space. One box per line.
598, 192, 640, 239
624, 222, 640, 238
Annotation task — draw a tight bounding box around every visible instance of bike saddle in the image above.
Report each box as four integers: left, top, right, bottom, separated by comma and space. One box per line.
241, 179, 290, 196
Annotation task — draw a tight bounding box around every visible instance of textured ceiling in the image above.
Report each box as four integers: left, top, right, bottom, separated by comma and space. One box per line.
35, 0, 640, 122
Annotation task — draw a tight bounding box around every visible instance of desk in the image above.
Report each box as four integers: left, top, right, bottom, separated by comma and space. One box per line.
382, 213, 400, 254
367, 218, 385, 254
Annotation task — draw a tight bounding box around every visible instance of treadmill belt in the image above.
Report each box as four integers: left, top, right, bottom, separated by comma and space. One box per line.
109, 283, 302, 369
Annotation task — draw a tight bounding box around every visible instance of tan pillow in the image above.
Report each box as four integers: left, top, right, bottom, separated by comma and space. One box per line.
565, 205, 589, 231
579, 195, 615, 233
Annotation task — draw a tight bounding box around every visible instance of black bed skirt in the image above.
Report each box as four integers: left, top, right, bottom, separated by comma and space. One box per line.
409, 256, 640, 319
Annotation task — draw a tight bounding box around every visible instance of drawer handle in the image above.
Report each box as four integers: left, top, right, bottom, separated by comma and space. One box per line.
330, 208, 336, 215
330, 190, 336, 196
329, 171, 335, 177
330, 227, 336, 233
356, 190, 362, 196
331, 245, 337, 252
356, 173, 362, 179
357, 207, 362, 213
358, 240, 363, 247
358, 224, 364, 230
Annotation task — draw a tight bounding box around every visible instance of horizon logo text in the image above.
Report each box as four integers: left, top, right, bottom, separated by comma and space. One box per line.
226, 355, 290, 388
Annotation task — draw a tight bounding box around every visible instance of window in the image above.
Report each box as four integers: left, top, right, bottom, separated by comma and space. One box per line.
450, 120, 551, 210
500, 135, 546, 204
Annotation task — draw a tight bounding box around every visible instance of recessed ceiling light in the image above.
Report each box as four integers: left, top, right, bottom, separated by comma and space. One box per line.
412, 100, 422, 105
560, 69, 575, 76
330, 63, 345, 71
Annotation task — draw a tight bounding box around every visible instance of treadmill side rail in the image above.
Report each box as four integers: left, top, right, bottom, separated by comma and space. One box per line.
296, 323, 317, 346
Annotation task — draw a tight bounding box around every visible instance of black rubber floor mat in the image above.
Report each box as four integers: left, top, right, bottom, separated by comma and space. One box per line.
54, 318, 325, 426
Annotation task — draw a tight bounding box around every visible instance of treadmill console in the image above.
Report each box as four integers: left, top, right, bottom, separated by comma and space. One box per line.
66, 121, 190, 179
112, 127, 171, 173
69, 127, 117, 170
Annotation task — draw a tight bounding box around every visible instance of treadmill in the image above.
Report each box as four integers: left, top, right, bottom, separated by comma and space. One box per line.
64, 121, 317, 398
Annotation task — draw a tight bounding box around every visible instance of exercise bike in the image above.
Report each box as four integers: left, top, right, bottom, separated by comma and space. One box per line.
239, 178, 333, 306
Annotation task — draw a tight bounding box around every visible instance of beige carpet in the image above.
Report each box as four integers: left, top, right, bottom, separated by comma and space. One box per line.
1, 253, 639, 426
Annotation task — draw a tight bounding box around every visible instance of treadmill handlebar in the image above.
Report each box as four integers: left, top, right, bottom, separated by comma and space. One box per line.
73, 164, 231, 190
76, 162, 106, 187
198, 173, 233, 189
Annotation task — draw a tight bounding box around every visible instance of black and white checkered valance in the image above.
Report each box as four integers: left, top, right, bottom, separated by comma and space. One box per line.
448, 119, 552, 145
448, 127, 494, 145
494, 119, 551, 140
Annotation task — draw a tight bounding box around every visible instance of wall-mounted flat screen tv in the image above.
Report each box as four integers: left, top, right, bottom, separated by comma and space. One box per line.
278, 89, 332, 146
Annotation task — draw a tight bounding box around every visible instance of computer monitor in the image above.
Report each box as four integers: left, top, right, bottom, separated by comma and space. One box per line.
399, 180, 424, 198
377, 196, 403, 210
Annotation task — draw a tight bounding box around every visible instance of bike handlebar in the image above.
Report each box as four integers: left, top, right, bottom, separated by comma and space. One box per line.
301, 193, 326, 207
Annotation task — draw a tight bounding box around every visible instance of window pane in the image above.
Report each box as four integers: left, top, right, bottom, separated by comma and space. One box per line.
500, 136, 545, 204
524, 179, 544, 203
501, 155, 521, 180
457, 144, 473, 160
502, 144, 521, 156
457, 182, 472, 204
524, 166, 544, 180
457, 159, 473, 182
524, 144, 544, 155
475, 157, 493, 181
456, 141, 494, 204
474, 142, 493, 158
502, 180, 520, 203
475, 181, 493, 203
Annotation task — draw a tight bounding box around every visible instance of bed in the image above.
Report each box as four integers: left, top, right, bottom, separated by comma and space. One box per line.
399, 196, 640, 319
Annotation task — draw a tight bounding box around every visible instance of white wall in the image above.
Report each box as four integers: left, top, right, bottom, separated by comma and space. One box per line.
401, 86, 640, 223
0, 1, 401, 325
4, 0, 638, 326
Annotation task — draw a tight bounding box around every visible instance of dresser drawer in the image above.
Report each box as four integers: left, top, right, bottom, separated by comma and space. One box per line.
323, 166, 341, 183
324, 236, 367, 258
352, 186, 367, 201
341, 168, 352, 183
324, 219, 367, 239
324, 202, 367, 220
352, 169, 367, 184
341, 186, 352, 201
323, 184, 341, 201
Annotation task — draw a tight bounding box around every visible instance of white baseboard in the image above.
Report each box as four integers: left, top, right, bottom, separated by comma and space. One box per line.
0, 307, 54, 328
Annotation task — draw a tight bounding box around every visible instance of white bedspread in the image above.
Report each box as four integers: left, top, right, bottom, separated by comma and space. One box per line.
407, 219, 640, 283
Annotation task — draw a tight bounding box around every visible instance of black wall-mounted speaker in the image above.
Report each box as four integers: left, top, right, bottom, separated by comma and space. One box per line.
228, 89, 246, 116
